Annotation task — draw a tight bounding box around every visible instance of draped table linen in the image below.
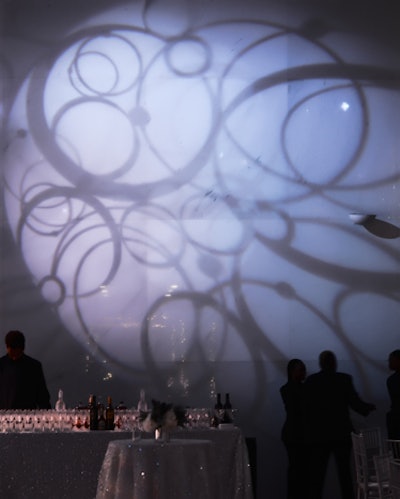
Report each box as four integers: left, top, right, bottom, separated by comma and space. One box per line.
0, 424, 253, 499
96, 438, 217, 499
0, 431, 132, 499
171, 426, 253, 499
97, 427, 253, 499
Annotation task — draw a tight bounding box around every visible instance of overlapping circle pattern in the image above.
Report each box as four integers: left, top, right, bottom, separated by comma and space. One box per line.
3, 8, 400, 401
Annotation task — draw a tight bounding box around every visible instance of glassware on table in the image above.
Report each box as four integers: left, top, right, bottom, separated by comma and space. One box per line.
24, 413, 34, 432
132, 423, 142, 441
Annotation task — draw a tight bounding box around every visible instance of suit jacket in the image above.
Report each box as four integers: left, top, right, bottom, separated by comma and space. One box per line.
280, 381, 305, 445
0, 354, 51, 409
387, 371, 400, 411
304, 370, 372, 443
386, 371, 400, 438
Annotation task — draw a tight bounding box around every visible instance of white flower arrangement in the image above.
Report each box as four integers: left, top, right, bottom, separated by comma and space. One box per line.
139, 399, 186, 432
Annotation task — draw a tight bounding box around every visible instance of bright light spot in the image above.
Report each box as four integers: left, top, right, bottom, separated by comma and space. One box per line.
341, 101, 350, 111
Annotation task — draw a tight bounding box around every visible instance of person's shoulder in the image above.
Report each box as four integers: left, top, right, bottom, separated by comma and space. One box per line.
305, 372, 320, 382
22, 354, 42, 366
280, 382, 288, 393
334, 372, 355, 386
304, 373, 321, 390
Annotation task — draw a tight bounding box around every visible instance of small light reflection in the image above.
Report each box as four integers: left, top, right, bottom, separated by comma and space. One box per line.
341, 101, 350, 111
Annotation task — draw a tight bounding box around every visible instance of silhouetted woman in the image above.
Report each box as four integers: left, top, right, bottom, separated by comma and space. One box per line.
280, 358, 308, 499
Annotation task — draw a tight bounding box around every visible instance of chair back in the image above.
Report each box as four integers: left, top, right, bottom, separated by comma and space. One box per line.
352, 432, 370, 489
359, 427, 384, 455
390, 459, 400, 498
387, 440, 400, 461
373, 453, 392, 499
359, 427, 384, 472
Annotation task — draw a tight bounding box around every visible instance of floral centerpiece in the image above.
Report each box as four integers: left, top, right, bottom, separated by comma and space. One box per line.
139, 399, 187, 441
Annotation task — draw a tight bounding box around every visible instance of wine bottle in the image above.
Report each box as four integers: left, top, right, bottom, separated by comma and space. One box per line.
97, 404, 106, 430
223, 392, 233, 423
105, 396, 115, 431
215, 393, 223, 410
88, 394, 98, 431
213, 393, 223, 426
224, 393, 232, 410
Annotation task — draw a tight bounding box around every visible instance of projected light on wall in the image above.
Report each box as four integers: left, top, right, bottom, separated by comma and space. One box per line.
3, 2, 400, 395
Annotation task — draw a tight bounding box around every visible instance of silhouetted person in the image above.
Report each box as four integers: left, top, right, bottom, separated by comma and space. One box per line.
386, 349, 400, 439
304, 350, 375, 499
280, 358, 308, 499
0, 330, 51, 409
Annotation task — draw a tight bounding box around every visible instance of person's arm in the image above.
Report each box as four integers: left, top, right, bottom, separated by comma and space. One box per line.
346, 374, 375, 416
36, 362, 51, 409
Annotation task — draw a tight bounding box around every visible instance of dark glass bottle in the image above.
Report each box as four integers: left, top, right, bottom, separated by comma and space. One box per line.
223, 393, 233, 423
105, 396, 115, 431
223, 393, 232, 410
97, 404, 106, 430
88, 394, 98, 431
213, 393, 223, 426
215, 393, 223, 410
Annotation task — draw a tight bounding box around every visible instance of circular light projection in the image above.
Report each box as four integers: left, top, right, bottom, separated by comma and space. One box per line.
2, 3, 400, 391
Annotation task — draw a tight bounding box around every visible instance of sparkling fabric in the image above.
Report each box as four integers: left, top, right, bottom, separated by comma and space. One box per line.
96, 439, 216, 499
0, 431, 132, 499
170, 427, 254, 499
0, 427, 253, 499
97, 428, 253, 499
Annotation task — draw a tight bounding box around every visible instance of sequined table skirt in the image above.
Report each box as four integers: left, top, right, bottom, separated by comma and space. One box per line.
96, 438, 217, 499
0, 427, 253, 499
0, 431, 132, 499
97, 428, 253, 499
170, 427, 253, 499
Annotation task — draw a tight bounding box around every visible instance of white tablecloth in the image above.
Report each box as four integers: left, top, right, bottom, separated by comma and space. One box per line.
0, 431, 132, 499
97, 427, 253, 499
0, 427, 253, 499
96, 438, 217, 499
171, 427, 253, 499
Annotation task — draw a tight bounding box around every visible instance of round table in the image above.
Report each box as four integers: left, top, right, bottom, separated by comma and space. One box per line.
96, 438, 218, 499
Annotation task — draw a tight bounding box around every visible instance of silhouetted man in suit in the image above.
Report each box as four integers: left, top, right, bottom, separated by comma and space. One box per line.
304, 350, 375, 499
386, 349, 400, 439
0, 330, 51, 409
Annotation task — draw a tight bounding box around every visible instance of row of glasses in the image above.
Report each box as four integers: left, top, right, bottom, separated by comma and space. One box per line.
0, 409, 144, 433
185, 408, 212, 428
0, 410, 86, 432
111, 409, 136, 431
0, 408, 226, 433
